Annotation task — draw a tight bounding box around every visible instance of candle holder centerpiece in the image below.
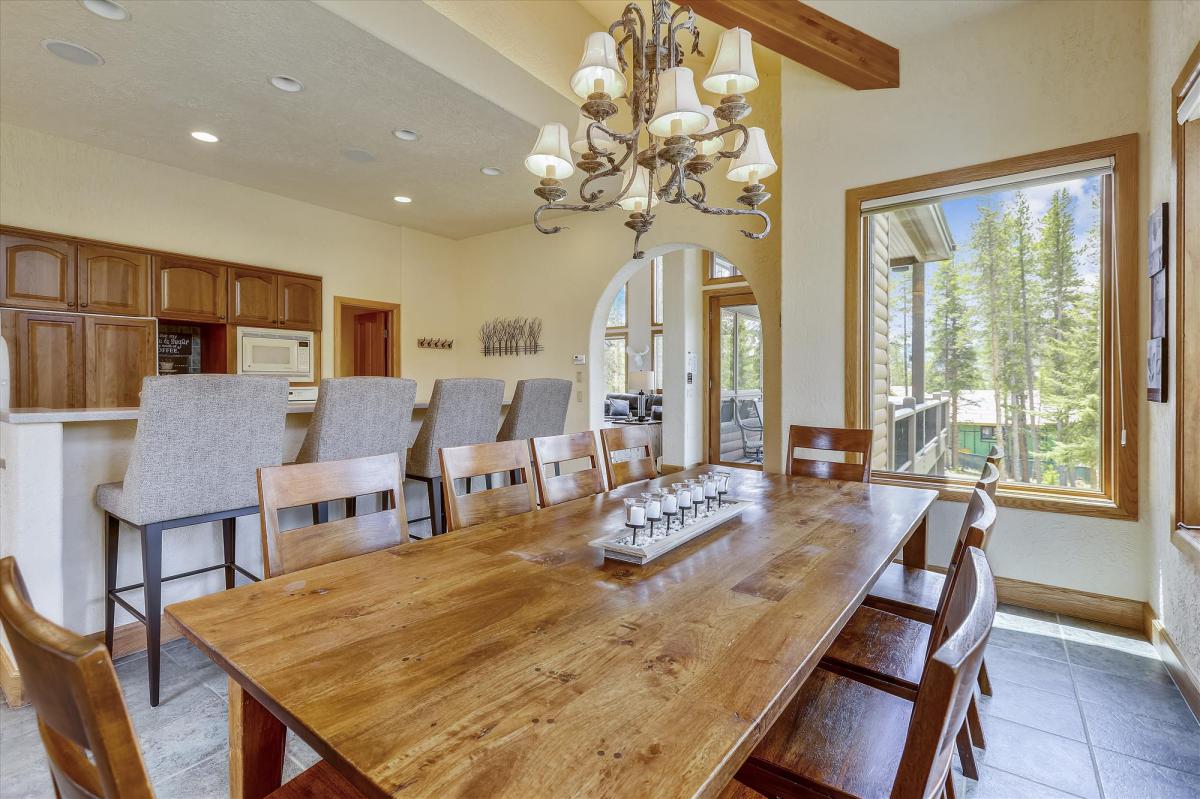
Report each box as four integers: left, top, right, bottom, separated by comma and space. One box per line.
623, 497, 647, 545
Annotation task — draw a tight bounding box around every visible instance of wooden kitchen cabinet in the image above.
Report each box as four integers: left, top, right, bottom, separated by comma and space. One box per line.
229, 267, 277, 327
1, 310, 85, 408
0, 233, 76, 312
84, 316, 156, 407
77, 244, 150, 317
278, 274, 322, 330
154, 255, 227, 323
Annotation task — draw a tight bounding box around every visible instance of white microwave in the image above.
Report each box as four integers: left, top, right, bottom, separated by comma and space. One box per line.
236, 327, 314, 383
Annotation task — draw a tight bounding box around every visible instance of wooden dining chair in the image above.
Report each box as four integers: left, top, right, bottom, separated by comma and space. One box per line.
725, 546, 995, 799
785, 424, 873, 482
820, 488, 998, 781
0, 556, 366, 799
439, 439, 539, 532
599, 425, 657, 488
257, 452, 408, 578
531, 431, 608, 507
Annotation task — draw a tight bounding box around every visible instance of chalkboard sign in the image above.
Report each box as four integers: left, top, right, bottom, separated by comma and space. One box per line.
158, 325, 201, 375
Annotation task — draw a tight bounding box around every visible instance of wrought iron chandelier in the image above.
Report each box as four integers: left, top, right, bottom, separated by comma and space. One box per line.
524, 0, 775, 259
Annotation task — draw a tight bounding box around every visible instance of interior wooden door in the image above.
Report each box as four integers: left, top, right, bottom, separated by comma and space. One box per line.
229, 267, 277, 327
277, 275, 322, 330
1, 310, 84, 408
0, 233, 75, 311
353, 311, 389, 376
84, 316, 156, 407
77, 244, 150, 317
154, 255, 227, 323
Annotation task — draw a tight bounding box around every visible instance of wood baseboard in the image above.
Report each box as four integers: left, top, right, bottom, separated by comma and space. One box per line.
1144, 605, 1200, 723
88, 615, 185, 661
1, 644, 24, 708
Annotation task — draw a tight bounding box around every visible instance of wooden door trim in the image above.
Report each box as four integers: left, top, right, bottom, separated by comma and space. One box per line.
333, 296, 400, 377
706, 289, 762, 471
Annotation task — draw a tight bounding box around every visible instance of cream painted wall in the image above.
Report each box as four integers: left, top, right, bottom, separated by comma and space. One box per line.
778, 1, 1152, 601
1145, 1, 1200, 677
0, 123, 457, 398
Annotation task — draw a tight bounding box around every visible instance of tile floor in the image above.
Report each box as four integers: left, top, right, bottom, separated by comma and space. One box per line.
1, 606, 1197, 798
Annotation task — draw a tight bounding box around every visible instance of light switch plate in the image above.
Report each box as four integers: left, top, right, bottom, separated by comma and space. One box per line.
573, 354, 586, 365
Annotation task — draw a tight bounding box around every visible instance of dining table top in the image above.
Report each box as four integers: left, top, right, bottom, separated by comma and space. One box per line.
166, 466, 936, 799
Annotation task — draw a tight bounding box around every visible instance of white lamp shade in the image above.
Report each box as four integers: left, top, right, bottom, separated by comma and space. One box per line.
571, 111, 615, 154
648, 67, 708, 137
617, 165, 658, 211
703, 27, 759, 94
628, 370, 655, 392
694, 104, 723, 156
570, 32, 626, 98
525, 122, 575, 179
726, 126, 776, 183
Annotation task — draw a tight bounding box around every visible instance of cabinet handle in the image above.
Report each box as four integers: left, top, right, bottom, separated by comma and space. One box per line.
218, 314, 226, 321
80, 302, 88, 308
67, 301, 76, 308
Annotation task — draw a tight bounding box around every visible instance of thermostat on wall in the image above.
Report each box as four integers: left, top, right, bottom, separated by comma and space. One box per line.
573, 354, 586, 365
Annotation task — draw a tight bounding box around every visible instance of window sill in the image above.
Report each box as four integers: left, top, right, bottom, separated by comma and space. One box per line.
1172, 526, 1200, 568
869, 473, 1137, 521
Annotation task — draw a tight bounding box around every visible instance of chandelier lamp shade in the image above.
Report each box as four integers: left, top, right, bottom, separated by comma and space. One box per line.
524, 0, 775, 259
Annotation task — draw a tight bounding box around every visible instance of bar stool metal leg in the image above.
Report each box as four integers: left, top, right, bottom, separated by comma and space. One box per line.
140, 523, 164, 707
103, 513, 119, 653
221, 518, 236, 590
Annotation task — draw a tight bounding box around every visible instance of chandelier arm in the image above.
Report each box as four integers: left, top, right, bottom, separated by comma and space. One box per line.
715, 123, 751, 161
578, 144, 635, 204
685, 173, 708, 204
681, 192, 772, 240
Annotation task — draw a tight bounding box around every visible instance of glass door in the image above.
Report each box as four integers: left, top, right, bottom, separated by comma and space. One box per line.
707, 291, 763, 468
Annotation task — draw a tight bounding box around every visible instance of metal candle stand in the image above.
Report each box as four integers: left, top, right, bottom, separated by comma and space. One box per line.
625, 522, 645, 546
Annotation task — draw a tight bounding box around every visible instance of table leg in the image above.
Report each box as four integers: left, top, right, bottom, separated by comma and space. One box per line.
229, 678, 286, 799
903, 514, 928, 569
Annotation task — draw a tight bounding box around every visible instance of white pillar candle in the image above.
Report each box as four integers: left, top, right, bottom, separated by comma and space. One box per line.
703, 477, 717, 498
661, 492, 678, 514
628, 505, 645, 526
690, 482, 705, 504
641, 493, 663, 520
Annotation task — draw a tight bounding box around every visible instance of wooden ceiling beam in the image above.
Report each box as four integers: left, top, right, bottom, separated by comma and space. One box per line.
689, 0, 900, 90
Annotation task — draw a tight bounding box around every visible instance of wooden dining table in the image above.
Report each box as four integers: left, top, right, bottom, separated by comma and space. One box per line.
166, 466, 936, 799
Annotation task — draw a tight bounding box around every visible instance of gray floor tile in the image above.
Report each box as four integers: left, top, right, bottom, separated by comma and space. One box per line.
1081, 701, 1200, 776
163, 639, 230, 697
988, 625, 1069, 662
984, 645, 1075, 697
286, 731, 321, 770
1065, 639, 1176, 687
964, 765, 1088, 799
977, 717, 1100, 799
154, 752, 229, 799
1072, 664, 1198, 728
978, 677, 1086, 742
1093, 748, 1200, 799
1059, 618, 1159, 658
997, 604, 1060, 624
0, 727, 53, 799
115, 650, 224, 734
0, 703, 38, 742
138, 689, 228, 784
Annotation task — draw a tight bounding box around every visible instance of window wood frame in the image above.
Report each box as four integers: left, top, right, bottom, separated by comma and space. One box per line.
844, 135, 1140, 520
702, 251, 745, 286
1172, 42, 1200, 561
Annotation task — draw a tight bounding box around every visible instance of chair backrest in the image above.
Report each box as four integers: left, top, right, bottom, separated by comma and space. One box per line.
257, 453, 408, 577
599, 425, 657, 488
786, 424, 873, 482
295, 377, 417, 470
531, 431, 607, 506
985, 445, 1005, 479
439, 440, 539, 532
406, 378, 505, 479
121, 375, 288, 522
893, 548, 996, 799
737, 398, 763, 428
976, 461, 999, 498
497, 378, 573, 442
0, 558, 153, 799
927, 488, 997, 656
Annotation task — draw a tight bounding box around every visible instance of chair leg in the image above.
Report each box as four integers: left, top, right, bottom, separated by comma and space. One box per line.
103, 513, 119, 653
140, 523, 164, 707
956, 723, 978, 780
967, 695, 986, 749
346, 496, 357, 517
978, 658, 993, 696
428, 477, 444, 535
221, 517, 236, 590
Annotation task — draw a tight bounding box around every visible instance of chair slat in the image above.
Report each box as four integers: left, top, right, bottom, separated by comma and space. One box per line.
439, 440, 539, 532
600, 426, 657, 488
532, 432, 607, 506
786, 425, 873, 482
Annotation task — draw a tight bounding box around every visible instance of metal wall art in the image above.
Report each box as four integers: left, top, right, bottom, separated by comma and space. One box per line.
418, 338, 454, 350
479, 317, 544, 356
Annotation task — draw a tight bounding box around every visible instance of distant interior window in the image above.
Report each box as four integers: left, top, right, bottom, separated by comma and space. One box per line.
607, 284, 627, 328
604, 336, 627, 394
653, 258, 664, 325
707, 252, 741, 282
652, 331, 663, 390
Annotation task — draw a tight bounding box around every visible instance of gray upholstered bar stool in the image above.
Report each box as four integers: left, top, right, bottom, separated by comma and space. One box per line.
97, 375, 288, 706
295, 377, 417, 521
406, 378, 504, 535
497, 378, 572, 482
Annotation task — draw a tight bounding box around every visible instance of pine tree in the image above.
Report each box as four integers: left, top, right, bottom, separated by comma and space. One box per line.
928, 259, 979, 470
1009, 192, 1042, 482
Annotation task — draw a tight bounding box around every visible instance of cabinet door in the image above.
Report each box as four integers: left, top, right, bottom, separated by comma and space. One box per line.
0, 234, 76, 311
78, 244, 150, 317
277, 275, 322, 330
1, 311, 84, 408
229, 267, 277, 327
153, 256, 227, 323
84, 316, 157, 407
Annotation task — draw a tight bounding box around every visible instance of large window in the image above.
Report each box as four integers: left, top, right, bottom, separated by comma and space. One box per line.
607, 284, 627, 329
604, 334, 627, 394
846, 137, 1138, 518
652, 257, 664, 326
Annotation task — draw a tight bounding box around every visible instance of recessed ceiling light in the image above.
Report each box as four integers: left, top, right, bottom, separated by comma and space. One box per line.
392, 195, 413, 204
269, 75, 304, 93
80, 0, 129, 21
190, 131, 220, 143
342, 149, 375, 163
392, 129, 420, 142
481, 166, 504, 176
42, 39, 104, 66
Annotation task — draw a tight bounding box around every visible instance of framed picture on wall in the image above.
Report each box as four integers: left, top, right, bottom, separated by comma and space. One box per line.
1147, 337, 1166, 403
1148, 201, 1167, 276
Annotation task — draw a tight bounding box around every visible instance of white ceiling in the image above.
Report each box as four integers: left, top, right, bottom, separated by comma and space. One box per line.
0, 0, 540, 238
